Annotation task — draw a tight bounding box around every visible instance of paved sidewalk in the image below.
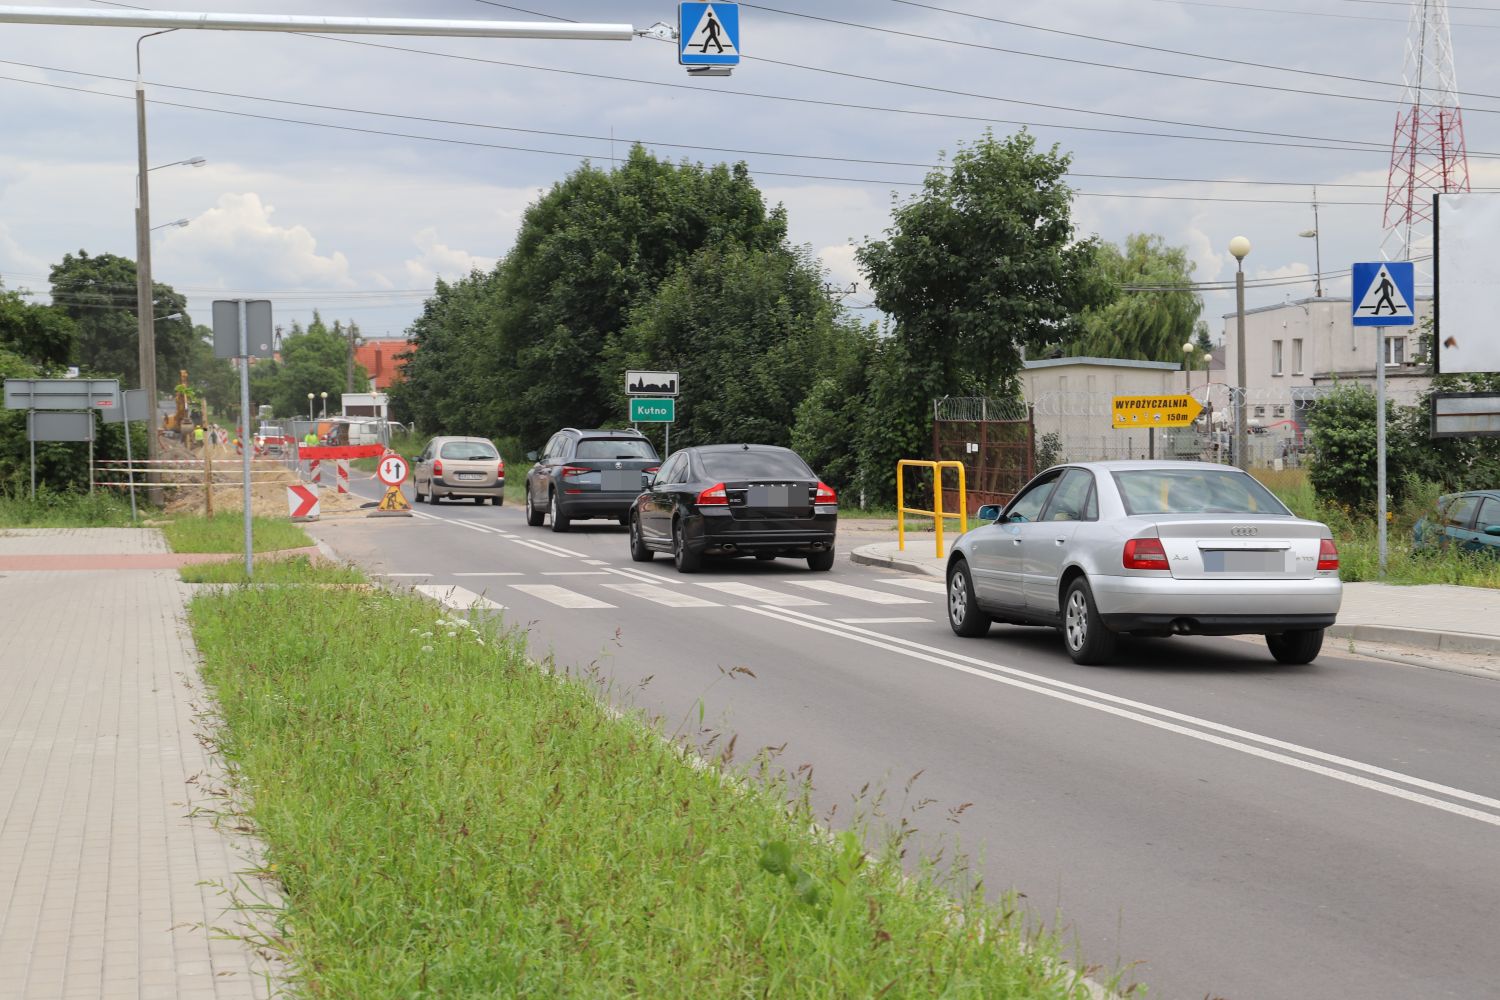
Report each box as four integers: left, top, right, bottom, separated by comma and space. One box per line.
0, 530, 276, 1000
851, 538, 1500, 657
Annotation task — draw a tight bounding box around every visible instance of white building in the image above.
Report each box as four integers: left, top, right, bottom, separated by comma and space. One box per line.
1020, 357, 1201, 463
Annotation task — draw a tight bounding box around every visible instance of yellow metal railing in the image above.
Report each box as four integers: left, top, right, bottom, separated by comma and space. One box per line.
896, 460, 968, 559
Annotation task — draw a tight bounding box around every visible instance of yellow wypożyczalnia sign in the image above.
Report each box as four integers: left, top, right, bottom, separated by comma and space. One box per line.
1111, 394, 1205, 429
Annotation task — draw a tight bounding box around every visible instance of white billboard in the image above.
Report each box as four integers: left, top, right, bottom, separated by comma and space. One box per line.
1435, 192, 1500, 375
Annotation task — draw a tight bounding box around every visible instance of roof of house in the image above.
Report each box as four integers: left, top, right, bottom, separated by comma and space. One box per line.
1023, 356, 1182, 372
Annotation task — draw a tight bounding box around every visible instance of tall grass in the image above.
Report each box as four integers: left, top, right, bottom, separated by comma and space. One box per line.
179, 555, 365, 585
1257, 468, 1500, 588
0, 488, 142, 527
189, 587, 1112, 999
163, 513, 312, 553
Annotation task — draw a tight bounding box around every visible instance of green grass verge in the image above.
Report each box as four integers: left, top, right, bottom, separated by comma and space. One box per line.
0, 490, 142, 528
178, 556, 366, 585
189, 586, 1107, 999
163, 513, 312, 554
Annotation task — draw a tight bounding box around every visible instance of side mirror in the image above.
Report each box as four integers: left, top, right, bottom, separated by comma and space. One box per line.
977, 504, 1002, 523
1484, 524, 1500, 537
525, 450, 538, 462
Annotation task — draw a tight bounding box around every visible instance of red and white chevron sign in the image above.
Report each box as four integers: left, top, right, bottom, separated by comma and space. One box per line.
287, 483, 320, 520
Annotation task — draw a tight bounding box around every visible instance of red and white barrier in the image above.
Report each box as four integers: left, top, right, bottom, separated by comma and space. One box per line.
309, 458, 322, 485
336, 459, 350, 494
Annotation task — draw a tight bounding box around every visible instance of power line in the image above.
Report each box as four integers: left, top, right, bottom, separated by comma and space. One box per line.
1144, 0, 1500, 28
739, 3, 1500, 115
879, 0, 1500, 103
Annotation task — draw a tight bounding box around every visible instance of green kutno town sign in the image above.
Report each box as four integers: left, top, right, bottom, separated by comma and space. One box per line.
630, 398, 675, 423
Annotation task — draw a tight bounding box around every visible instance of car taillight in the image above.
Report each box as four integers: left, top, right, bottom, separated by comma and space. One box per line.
697, 482, 729, 506
561, 465, 588, 479
497, 460, 505, 476
644, 466, 659, 476
815, 481, 838, 505
1317, 538, 1339, 572
433, 459, 443, 476
1123, 537, 1169, 570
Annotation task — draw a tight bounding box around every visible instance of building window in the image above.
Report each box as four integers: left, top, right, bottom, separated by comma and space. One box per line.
1293, 339, 1304, 375
1255, 405, 1266, 417
1385, 337, 1406, 366
1275, 405, 1286, 417
1272, 340, 1284, 376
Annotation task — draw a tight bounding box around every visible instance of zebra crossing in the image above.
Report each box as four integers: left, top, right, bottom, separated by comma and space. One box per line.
404, 570, 943, 618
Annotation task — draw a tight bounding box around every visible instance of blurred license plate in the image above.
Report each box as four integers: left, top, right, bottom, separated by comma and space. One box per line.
601, 470, 637, 491
1203, 550, 1283, 573
457, 472, 484, 481
748, 486, 800, 507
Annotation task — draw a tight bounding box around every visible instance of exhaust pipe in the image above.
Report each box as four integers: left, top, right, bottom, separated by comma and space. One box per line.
1171, 618, 1198, 635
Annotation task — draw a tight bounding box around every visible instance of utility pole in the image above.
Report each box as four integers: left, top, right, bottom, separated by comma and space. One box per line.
345, 320, 359, 394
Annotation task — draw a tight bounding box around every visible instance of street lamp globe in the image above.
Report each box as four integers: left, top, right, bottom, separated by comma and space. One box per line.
1229, 236, 1252, 261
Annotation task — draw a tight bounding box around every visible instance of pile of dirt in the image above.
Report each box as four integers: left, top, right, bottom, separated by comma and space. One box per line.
158, 441, 375, 518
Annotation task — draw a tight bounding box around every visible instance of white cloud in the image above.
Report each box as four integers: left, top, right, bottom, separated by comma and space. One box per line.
400, 227, 497, 286
157, 192, 353, 290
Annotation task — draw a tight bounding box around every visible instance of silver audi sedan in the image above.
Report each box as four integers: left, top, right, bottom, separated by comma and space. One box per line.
946, 461, 1342, 665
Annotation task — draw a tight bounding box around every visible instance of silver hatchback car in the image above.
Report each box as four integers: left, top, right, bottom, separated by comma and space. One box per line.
946, 461, 1342, 665
412, 436, 505, 505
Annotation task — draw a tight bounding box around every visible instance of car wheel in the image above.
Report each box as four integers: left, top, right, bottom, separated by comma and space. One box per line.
413, 482, 425, 503
947, 559, 991, 637
549, 491, 569, 532
1062, 576, 1117, 665
1266, 628, 1324, 665
525, 486, 544, 526
619, 514, 630, 526
755, 553, 777, 562
806, 549, 835, 572
629, 513, 654, 562
491, 496, 503, 506
473, 496, 485, 505
672, 519, 701, 574
427, 488, 440, 504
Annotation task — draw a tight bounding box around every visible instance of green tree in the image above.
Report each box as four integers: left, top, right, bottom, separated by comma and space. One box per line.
854, 130, 1105, 503
48, 250, 195, 383
391, 269, 502, 435
265, 314, 367, 418
0, 283, 76, 367
1305, 384, 1418, 513
1399, 371, 1500, 492
1068, 233, 1208, 361
613, 244, 869, 455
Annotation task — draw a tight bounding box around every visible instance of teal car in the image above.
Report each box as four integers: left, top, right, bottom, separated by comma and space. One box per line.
1413, 490, 1500, 555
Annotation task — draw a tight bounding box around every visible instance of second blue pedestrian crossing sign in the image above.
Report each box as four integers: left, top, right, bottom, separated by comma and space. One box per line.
1351, 260, 1415, 327
680, 3, 740, 67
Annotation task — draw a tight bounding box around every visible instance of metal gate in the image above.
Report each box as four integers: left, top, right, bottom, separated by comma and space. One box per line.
932, 397, 1035, 513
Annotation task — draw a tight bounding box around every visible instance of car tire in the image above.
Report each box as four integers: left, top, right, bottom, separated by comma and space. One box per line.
672, 519, 701, 574
806, 549, 835, 572
549, 491, 569, 533
1266, 628, 1324, 665
413, 482, 425, 503
525, 487, 544, 526
473, 496, 485, 505
755, 553, 777, 562
629, 513, 654, 562
947, 559, 991, 637
1062, 576, 1117, 665
619, 514, 630, 526
427, 489, 440, 504
491, 496, 503, 506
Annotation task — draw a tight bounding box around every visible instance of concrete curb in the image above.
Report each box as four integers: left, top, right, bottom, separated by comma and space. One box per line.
850, 543, 943, 578
851, 544, 1500, 657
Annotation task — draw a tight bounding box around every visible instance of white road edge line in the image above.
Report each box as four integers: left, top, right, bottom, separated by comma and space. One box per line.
739, 605, 1500, 827
838, 617, 932, 624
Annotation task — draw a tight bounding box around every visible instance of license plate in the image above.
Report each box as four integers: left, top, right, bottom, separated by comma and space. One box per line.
601, 470, 638, 491
748, 485, 801, 507
1203, 550, 1283, 573
457, 472, 484, 481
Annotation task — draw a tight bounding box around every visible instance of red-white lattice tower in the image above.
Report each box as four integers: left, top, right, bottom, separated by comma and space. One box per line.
1382, 0, 1471, 262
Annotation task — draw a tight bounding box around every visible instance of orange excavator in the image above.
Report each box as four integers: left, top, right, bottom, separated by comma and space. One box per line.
163, 370, 192, 439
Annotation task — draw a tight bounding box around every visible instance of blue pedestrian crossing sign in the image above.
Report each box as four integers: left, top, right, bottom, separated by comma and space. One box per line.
679, 3, 740, 67
1351, 261, 1416, 327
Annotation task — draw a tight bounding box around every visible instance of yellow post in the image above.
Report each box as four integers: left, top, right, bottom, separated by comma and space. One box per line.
895, 459, 971, 560
934, 465, 945, 560
897, 462, 906, 551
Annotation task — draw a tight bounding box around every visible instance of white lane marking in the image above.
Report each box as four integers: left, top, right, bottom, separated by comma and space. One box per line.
604, 566, 682, 586
452, 572, 524, 577
453, 518, 504, 534
788, 580, 926, 605
696, 581, 825, 607
749, 606, 1500, 826
838, 617, 931, 624
584, 559, 610, 566
413, 585, 506, 612
386, 573, 434, 578
603, 583, 721, 608
509, 536, 588, 559
873, 577, 947, 595
544, 571, 611, 577
509, 584, 615, 609
410, 511, 441, 522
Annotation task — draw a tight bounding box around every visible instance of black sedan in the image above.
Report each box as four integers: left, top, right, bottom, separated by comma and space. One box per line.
628, 444, 839, 573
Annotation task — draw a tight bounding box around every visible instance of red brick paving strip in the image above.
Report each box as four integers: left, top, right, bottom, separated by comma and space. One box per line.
0, 545, 323, 571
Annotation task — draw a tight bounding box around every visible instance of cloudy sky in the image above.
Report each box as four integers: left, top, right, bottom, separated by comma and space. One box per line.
2, 0, 1497, 345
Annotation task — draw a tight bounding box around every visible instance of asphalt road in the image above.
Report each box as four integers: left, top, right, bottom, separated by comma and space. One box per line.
315, 477, 1500, 1000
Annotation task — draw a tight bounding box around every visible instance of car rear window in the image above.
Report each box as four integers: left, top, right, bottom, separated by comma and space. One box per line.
1112, 469, 1289, 516
698, 450, 814, 480
575, 438, 657, 460
439, 441, 499, 461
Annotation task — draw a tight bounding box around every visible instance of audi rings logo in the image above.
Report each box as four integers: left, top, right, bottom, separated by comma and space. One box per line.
1230, 526, 1259, 537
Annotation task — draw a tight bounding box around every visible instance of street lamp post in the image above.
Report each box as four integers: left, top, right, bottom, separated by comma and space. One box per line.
1229, 236, 1252, 471
1298, 190, 1323, 300
307, 392, 315, 421
320, 391, 328, 418
1182, 341, 1196, 392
